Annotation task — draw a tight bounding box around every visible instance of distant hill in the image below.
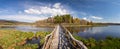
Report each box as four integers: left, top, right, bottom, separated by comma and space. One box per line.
0, 20, 31, 25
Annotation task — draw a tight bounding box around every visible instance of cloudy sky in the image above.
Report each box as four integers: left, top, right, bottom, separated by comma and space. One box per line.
0, 0, 120, 23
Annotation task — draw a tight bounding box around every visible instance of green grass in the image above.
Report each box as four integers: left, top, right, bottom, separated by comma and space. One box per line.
36, 31, 51, 45
73, 35, 120, 49
1, 29, 120, 49
14, 44, 38, 49
0, 30, 50, 49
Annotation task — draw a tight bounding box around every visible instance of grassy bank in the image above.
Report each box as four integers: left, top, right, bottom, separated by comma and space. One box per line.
0, 30, 50, 49
73, 35, 120, 49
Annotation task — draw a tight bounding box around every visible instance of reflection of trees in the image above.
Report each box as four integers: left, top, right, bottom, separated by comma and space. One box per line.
67, 27, 80, 34
66, 27, 93, 34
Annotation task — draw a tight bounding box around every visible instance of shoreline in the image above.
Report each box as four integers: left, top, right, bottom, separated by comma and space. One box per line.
35, 24, 108, 27
0, 24, 108, 28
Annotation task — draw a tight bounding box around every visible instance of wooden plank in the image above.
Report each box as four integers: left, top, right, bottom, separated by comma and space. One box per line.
42, 25, 88, 49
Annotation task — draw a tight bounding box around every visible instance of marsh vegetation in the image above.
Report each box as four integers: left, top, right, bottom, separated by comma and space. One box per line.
73, 35, 120, 49
0, 30, 50, 49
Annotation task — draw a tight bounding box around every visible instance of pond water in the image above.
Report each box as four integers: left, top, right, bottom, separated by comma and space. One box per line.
67, 25, 120, 40
0, 25, 54, 33
0, 25, 120, 40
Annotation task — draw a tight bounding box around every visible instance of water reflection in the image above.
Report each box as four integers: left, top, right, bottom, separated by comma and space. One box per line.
26, 36, 41, 49
26, 37, 40, 44
0, 25, 54, 33
67, 26, 120, 40
1, 25, 120, 40
67, 26, 93, 34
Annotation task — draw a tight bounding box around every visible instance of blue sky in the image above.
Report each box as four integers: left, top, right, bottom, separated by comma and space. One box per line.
0, 0, 120, 23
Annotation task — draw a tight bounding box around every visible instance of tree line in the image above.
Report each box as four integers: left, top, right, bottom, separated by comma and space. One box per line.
36, 14, 93, 25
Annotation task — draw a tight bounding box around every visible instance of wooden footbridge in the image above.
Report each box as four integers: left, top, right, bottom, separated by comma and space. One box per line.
42, 25, 87, 49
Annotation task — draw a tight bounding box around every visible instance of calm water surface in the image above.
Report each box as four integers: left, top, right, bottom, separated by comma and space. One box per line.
67, 25, 120, 40
0, 25, 54, 33
0, 25, 120, 40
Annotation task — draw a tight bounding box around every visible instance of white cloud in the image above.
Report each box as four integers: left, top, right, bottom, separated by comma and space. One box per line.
82, 17, 90, 21
24, 3, 69, 16
0, 15, 47, 22
53, 3, 61, 8
24, 8, 41, 14
91, 16, 103, 20
83, 17, 87, 20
